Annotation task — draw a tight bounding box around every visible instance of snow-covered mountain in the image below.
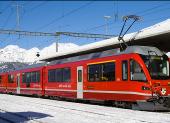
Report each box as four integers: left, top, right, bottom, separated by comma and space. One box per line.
0, 42, 169, 63
0, 43, 79, 63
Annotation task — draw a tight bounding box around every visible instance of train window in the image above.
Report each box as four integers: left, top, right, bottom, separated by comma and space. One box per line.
88, 62, 115, 82
63, 68, 71, 82
102, 62, 115, 81
48, 68, 71, 82
36, 71, 40, 82
8, 74, 14, 83
130, 59, 147, 82
122, 61, 128, 80
31, 72, 36, 82
56, 68, 62, 82
22, 71, 40, 83
88, 64, 101, 82
78, 70, 82, 82
0, 76, 2, 83
22, 73, 26, 83
48, 69, 56, 82
30, 71, 40, 83
26, 72, 31, 83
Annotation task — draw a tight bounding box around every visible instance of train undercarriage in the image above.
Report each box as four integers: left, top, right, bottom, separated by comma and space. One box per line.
2, 91, 170, 111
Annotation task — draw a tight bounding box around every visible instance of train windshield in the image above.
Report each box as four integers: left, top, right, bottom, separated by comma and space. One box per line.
141, 55, 170, 80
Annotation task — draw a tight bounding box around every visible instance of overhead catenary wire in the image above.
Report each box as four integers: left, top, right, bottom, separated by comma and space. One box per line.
36, 1, 94, 31
139, 6, 170, 17
135, 2, 170, 16
1, 8, 13, 29
84, 3, 169, 34
0, 2, 12, 14
67, 3, 170, 45
1, 2, 170, 49
25, 1, 47, 14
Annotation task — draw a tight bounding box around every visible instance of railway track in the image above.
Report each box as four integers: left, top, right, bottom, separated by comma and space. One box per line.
0, 108, 44, 123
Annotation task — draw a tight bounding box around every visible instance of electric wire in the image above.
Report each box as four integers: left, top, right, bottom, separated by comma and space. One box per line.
0, 2, 11, 14
25, 1, 47, 14
135, 2, 170, 16
36, 1, 94, 31
1, 8, 13, 29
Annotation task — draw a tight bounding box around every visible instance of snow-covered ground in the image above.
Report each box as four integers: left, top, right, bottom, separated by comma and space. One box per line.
0, 94, 170, 123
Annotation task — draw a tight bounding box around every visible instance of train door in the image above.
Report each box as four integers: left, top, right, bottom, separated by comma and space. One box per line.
16, 74, 20, 94
77, 66, 83, 99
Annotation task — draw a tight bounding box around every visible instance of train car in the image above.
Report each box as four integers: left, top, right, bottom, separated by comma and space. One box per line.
0, 45, 169, 111
17, 66, 45, 96
44, 46, 170, 110
45, 62, 76, 98
0, 72, 7, 93
6, 66, 45, 96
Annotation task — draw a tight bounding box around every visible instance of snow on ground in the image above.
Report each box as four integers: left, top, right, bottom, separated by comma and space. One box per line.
0, 94, 170, 123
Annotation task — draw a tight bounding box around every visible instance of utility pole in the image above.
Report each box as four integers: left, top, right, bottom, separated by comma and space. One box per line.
104, 16, 111, 35
56, 35, 60, 52
14, 3, 21, 30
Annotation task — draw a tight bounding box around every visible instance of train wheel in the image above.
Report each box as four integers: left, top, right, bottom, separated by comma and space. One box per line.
114, 101, 132, 109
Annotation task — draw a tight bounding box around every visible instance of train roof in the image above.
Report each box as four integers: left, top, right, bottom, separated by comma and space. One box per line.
40, 19, 170, 62
0, 62, 46, 73
0, 46, 164, 73
47, 45, 164, 66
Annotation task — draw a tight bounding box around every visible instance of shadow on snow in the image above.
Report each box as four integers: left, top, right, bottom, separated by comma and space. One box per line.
0, 111, 52, 123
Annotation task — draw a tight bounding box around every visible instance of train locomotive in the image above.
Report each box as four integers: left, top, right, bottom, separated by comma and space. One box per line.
0, 45, 170, 111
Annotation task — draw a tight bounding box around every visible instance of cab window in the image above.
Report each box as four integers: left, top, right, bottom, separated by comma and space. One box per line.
130, 59, 147, 82
122, 60, 128, 80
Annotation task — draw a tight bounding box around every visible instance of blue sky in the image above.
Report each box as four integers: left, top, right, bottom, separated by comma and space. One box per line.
0, 1, 170, 49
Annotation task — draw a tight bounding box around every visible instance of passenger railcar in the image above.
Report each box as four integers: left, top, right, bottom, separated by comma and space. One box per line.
5, 66, 45, 96
45, 62, 77, 98
1, 45, 170, 111
17, 66, 44, 96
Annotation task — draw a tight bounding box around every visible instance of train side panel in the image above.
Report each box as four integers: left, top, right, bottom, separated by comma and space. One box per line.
44, 53, 152, 102
6, 71, 17, 94
83, 53, 152, 102
44, 63, 77, 98
19, 67, 45, 96
0, 73, 7, 93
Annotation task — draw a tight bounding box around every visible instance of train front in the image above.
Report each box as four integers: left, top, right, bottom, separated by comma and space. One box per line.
138, 47, 170, 111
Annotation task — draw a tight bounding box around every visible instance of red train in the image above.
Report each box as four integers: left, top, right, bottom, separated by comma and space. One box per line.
0, 45, 170, 111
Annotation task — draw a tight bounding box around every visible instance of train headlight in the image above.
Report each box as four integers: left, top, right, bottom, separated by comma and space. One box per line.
161, 88, 166, 95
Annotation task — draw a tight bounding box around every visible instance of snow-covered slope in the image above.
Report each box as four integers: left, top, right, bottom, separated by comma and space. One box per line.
0, 43, 79, 63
